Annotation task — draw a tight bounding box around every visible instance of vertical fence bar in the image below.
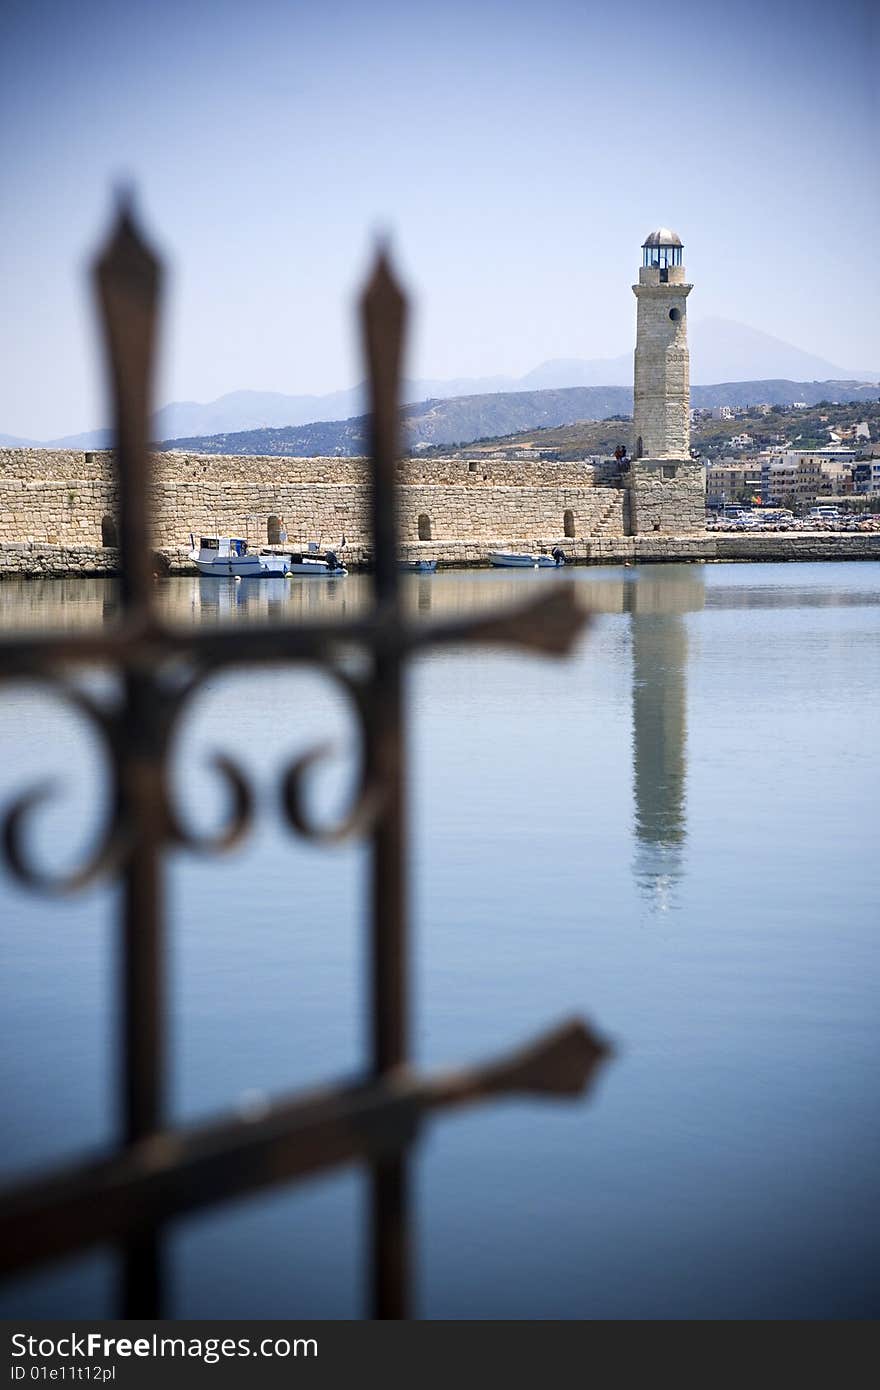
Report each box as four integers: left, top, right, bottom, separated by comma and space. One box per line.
361, 252, 410, 1318
119, 670, 165, 1316
94, 203, 159, 615
94, 204, 165, 1316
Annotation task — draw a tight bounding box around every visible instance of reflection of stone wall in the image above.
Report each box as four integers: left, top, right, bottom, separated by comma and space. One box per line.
0, 564, 711, 633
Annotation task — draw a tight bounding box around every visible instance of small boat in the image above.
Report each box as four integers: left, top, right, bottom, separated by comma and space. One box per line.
190, 536, 263, 578
258, 552, 291, 577
281, 549, 348, 578
399, 559, 437, 573
488, 550, 562, 569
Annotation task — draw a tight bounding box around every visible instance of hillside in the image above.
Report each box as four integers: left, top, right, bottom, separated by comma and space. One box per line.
158, 380, 879, 458
428, 399, 880, 463
159, 387, 632, 456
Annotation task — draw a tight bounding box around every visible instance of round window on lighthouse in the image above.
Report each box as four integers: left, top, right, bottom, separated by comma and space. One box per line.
669, 307, 683, 322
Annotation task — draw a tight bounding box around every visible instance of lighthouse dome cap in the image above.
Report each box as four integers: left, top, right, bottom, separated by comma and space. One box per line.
642, 227, 683, 248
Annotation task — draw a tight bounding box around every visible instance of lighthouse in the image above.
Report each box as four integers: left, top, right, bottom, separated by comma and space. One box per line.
633, 228, 692, 460
627, 228, 705, 533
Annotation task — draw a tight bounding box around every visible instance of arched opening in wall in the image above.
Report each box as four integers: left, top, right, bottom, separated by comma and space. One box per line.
669, 307, 682, 322
267, 514, 282, 544
101, 515, 118, 548
563, 509, 575, 538
418, 514, 432, 541
636, 436, 644, 459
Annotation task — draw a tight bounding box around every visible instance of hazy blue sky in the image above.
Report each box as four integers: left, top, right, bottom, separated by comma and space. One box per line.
1, 0, 877, 438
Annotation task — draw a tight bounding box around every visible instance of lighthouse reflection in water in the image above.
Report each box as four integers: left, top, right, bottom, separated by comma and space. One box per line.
626, 569, 703, 911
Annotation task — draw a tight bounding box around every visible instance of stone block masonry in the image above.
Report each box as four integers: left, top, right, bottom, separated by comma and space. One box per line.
0, 446, 708, 574
632, 264, 693, 462
627, 459, 706, 535
0, 448, 627, 554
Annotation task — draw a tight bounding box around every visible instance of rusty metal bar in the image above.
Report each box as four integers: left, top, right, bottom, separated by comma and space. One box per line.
362, 248, 405, 609
361, 249, 410, 1318
119, 668, 165, 1315
0, 1020, 609, 1281
369, 656, 408, 1319
93, 199, 159, 615
94, 203, 166, 1317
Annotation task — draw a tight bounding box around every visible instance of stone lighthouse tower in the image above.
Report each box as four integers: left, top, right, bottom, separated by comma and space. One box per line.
627, 228, 705, 533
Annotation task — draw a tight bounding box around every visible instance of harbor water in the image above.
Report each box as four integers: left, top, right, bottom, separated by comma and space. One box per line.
1, 562, 878, 1318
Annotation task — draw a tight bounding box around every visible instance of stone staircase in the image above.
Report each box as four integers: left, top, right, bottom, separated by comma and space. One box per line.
590, 489, 625, 536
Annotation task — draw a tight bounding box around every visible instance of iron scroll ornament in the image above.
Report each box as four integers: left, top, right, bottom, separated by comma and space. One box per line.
0, 199, 612, 1319
1, 659, 381, 887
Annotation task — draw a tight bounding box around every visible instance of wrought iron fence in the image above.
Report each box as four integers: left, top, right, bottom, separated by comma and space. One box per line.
0, 202, 611, 1319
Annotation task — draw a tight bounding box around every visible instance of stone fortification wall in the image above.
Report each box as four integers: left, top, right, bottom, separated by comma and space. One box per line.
0, 449, 599, 488
0, 447, 710, 557
0, 449, 618, 550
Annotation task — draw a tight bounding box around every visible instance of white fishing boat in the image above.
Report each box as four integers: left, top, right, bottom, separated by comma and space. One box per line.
190, 536, 263, 578
399, 559, 438, 573
190, 535, 348, 579
488, 550, 562, 569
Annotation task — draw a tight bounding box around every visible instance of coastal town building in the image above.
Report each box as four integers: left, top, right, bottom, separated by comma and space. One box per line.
854, 460, 880, 494
761, 448, 858, 505
829, 421, 871, 444
706, 458, 763, 506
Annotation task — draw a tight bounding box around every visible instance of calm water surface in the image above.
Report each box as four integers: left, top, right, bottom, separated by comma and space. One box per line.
1, 563, 878, 1318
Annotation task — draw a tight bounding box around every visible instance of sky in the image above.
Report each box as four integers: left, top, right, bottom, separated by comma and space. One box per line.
0, 0, 877, 439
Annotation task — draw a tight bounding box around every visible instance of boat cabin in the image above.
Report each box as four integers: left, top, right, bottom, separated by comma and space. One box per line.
199, 537, 250, 556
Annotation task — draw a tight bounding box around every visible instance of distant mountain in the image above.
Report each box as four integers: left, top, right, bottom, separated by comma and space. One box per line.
516, 319, 878, 391
0, 432, 40, 447
47, 428, 115, 450
690, 379, 878, 409
157, 378, 879, 458
11, 317, 878, 448
157, 387, 631, 457
688, 318, 876, 387
516, 356, 631, 389
42, 378, 516, 451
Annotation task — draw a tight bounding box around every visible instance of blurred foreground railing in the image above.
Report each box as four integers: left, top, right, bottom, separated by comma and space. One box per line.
0, 203, 611, 1318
